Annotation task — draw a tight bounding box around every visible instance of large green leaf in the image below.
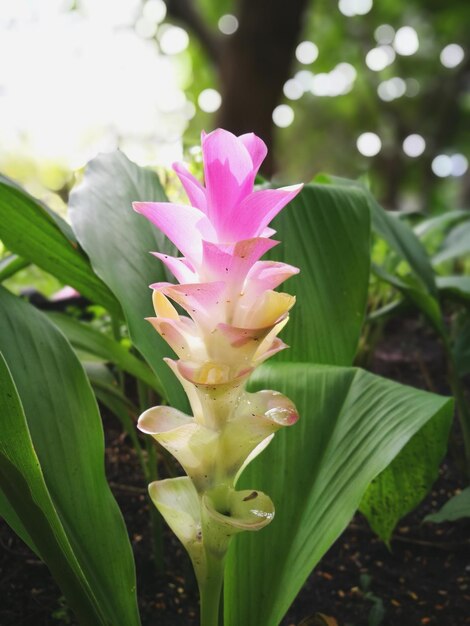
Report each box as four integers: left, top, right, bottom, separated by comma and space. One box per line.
359, 403, 452, 543
0, 286, 141, 626
268, 183, 370, 365
225, 363, 453, 626
0, 352, 106, 625
68, 151, 186, 410
48, 312, 163, 394
0, 178, 120, 315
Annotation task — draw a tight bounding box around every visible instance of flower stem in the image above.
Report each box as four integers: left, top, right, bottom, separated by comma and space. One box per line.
199, 552, 225, 626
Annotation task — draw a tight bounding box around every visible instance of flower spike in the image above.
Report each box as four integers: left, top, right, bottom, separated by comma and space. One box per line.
134, 128, 302, 625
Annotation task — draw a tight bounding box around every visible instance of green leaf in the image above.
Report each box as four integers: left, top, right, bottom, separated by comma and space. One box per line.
371, 203, 437, 294
0, 178, 120, 315
413, 209, 470, 238
48, 312, 163, 394
433, 222, 470, 265
268, 183, 370, 365
436, 275, 470, 302
359, 404, 452, 543
0, 286, 141, 626
315, 175, 436, 294
424, 487, 470, 523
0, 351, 105, 625
68, 151, 186, 410
372, 264, 445, 337
0, 173, 76, 241
225, 363, 453, 626
0, 254, 30, 282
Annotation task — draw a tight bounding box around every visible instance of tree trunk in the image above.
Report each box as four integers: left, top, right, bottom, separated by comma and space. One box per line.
216, 0, 310, 175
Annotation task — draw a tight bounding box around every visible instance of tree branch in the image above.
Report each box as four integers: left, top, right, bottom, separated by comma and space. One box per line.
163, 0, 221, 63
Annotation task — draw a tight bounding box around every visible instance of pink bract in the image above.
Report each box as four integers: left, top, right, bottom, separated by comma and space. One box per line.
133, 128, 302, 381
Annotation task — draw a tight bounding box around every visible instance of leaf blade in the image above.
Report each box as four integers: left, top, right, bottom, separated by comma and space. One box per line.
0, 286, 141, 626
0, 179, 120, 315
225, 363, 453, 626
268, 183, 371, 365
0, 351, 106, 626
69, 151, 186, 410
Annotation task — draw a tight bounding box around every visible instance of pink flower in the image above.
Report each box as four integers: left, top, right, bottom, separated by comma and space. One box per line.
133, 129, 302, 388
133, 130, 302, 591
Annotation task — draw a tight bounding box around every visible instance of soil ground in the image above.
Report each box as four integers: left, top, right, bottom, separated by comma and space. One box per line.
1, 315, 469, 626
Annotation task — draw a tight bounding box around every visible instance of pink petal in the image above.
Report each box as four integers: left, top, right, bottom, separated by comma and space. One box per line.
201, 238, 278, 288
253, 337, 288, 365
245, 260, 300, 294
239, 133, 267, 175
153, 281, 226, 329
225, 185, 303, 241
217, 321, 277, 349
147, 316, 206, 361
201, 129, 254, 232
151, 252, 197, 284
133, 201, 215, 263
172, 162, 207, 212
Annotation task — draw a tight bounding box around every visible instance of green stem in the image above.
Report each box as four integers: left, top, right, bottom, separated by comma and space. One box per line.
199, 552, 225, 626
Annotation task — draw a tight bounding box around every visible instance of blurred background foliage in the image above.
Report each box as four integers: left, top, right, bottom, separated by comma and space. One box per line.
0, 0, 468, 218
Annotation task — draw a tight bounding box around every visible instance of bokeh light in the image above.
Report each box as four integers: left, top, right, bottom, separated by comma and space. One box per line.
159, 26, 189, 55
440, 44, 464, 68
218, 14, 239, 35
393, 26, 419, 56
0, 2, 191, 170
357, 132, 382, 157
402, 134, 426, 157
198, 89, 222, 113
432, 155, 453, 177
374, 24, 395, 45
283, 79, 304, 101
377, 77, 406, 101
338, 0, 373, 17
310, 63, 356, 97
366, 46, 395, 71
450, 154, 468, 177
142, 0, 167, 24
295, 41, 319, 65
294, 70, 315, 91
430, 153, 469, 178
273, 104, 295, 128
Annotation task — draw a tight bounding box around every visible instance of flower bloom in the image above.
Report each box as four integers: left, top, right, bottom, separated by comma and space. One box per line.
133, 129, 302, 571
